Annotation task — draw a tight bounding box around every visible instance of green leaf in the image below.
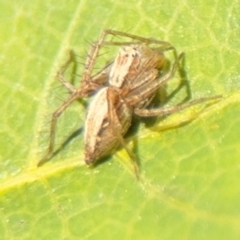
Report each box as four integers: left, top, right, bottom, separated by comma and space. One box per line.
1, 0, 240, 239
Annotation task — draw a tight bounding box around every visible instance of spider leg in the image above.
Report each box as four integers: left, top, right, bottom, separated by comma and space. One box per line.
134, 96, 222, 117
107, 88, 140, 179
102, 29, 173, 50
38, 92, 81, 166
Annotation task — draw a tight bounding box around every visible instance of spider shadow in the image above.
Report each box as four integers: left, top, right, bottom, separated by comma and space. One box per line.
50, 127, 84, 160
143, 51, 192, 128
51, 130, 129, 170
123, 52, 209, 166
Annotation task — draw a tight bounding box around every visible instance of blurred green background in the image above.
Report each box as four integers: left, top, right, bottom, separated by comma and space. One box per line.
0, 0, 240, 239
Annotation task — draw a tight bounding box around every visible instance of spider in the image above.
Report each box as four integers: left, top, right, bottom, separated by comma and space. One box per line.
39, 30, 221, 177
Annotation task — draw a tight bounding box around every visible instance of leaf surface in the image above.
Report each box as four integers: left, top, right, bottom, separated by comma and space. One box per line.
1, 0, 240, 239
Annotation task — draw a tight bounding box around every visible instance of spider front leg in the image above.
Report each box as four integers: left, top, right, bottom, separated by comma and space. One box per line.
39, 31, 114, 167
38, 92, 82, 166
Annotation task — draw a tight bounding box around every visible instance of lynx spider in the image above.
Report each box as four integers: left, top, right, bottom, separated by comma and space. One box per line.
39, 29, 221, 177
